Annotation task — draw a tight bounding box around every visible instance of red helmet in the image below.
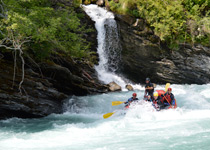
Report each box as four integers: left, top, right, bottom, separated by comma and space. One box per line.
133, 93, 137, 97
168, 88, 172, 91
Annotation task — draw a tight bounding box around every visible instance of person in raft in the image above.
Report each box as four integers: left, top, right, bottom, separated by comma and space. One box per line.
161, 88, 175, 108
152, 92, 163, 111
124, 93, 139, 108
145, 95, 153, 102
144, 78, 154, 98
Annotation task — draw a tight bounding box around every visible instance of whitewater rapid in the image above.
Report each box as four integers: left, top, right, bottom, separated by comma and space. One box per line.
1, 84, 210, 150
0, 4, 210, 150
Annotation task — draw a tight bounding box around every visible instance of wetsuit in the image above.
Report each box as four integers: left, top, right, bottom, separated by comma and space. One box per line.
161, 92, 175, 107
152, 96, 164, 110
125, 97, 139, 107
145, 97, 153, 102
145, 82, 154, 97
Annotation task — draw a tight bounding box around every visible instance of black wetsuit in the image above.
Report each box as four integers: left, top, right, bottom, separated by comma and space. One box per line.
145, 82, 154, 97
152, 96, 164, 110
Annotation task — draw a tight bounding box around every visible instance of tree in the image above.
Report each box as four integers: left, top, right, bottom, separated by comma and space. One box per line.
0, 0, 94, 94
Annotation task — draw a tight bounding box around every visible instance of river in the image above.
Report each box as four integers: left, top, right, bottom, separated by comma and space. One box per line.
1, 84, 210, 149
0, 4, 210, 150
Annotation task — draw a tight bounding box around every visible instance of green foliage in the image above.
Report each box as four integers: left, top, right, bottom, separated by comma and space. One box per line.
0, 0, 94, 61
109, 0, 210, 48
82, 0, 97, 5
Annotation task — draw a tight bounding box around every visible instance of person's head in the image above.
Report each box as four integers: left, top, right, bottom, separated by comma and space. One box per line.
146, 78, 150, 84
147, 95, 151, 99
153, 92, 158, 100
132, 93, 137, 98
168, 88, 172, 94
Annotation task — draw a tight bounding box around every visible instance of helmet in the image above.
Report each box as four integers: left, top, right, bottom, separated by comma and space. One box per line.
153, 92, 158, 97
146, 78, 150, 81
168, 88, 172, 91
133, 93, 137, 97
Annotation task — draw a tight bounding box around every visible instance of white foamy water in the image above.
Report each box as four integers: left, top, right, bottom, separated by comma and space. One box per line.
83, 5, 142, 90
1, 4, 210, 150
1, 84, 210, 150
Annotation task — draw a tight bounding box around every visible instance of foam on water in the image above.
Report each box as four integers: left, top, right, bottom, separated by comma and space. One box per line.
83, 4, 142, 90
1, 85, 210, 150
0, 4, 210, 150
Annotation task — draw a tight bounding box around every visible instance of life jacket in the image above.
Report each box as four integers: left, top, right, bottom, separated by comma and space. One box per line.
152, 96, 163, 105
125, 97, 139, 105
163, 93, 174, 104
128, 97, 138, 102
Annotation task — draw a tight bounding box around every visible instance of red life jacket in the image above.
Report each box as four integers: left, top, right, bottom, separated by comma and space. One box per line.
164, 93, 172, 103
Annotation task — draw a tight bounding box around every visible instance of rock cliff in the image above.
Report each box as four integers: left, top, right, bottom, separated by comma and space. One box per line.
115, 14, 210, 84
0, 7, 108, 119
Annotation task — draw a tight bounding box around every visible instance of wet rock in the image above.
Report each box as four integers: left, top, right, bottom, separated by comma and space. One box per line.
125, 85, 133, 91
0, 57, 68, 119
108, 82, 121, 91
115, 14, 136, 26
96, 0, 105, 6
115, 13, 210, 84
0, 4, 108, 119
0, 49, 108, 120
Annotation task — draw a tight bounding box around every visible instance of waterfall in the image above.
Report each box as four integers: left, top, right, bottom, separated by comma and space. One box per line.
83, 4, 129, 89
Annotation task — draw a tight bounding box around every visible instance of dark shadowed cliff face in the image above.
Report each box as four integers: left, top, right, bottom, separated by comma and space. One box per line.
0, 49, 108, 119
0, 7, 108, 119
0, 48, 109, 119
115, 14, 210, 84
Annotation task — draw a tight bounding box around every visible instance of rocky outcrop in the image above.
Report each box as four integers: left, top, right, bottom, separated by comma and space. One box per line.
125, 85, 133, 91
0, 4, 108, 119
0, 56, 66, 119
108, 82, 121, 91
0, 50, 108, 119
96, 0, 105, 6
115, 14, 210, 84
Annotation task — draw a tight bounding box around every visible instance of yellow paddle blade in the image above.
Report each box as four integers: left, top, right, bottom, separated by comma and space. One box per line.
165, 83, 170, 92
112, 101, 125, 106
103, 112, 115, 119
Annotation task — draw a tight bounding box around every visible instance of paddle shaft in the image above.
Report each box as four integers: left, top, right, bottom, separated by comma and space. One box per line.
163, 95, 172, 107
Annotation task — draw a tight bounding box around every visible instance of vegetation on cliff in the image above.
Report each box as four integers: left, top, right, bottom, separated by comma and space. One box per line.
0, 0, 99, 95
0, 0, 95, 60
108, 0, 210, 48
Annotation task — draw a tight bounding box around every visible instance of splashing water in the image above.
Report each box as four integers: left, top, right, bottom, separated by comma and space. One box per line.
83, 5, 134, 89
1, 4, 210, 150
1, 84, 210, 150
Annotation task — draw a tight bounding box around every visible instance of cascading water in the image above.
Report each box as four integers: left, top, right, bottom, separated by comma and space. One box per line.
1, 4, 210, 150
83, 5, 129, 89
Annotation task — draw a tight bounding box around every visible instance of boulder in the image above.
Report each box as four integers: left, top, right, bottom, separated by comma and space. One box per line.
125, 84, 134, 91
96, 0, 105, 6
108, 82, 122, 91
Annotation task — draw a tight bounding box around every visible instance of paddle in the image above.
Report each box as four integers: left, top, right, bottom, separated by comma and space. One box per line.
112, 101, 125, 106
164, 83, 172, 107
103, 112, 115, 119
165, 83, 170, 92
103, 101, 126, 119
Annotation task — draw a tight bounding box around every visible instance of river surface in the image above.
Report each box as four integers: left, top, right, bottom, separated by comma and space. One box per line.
1, 84, 210, 150
0, 4, 210, 150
